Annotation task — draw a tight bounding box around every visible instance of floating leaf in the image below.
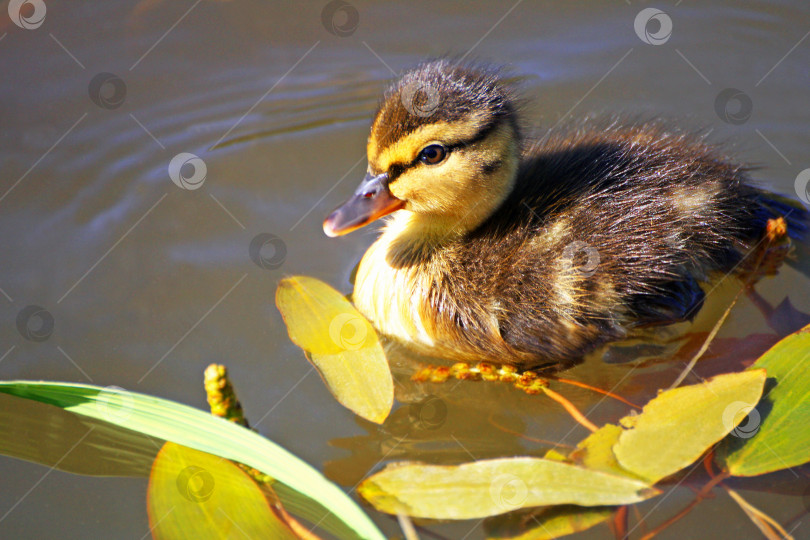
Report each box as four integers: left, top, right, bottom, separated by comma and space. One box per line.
276, 276, 393, 424
358, 457, 657, 519
717, 324, 810, 477
148, 442, 300, 540
484, 505, 615, 540
613, 370, 767, 484
0, 381, 384, 540
569, 423, 631, 478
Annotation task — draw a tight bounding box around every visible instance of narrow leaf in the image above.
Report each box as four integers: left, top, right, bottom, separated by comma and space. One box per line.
717, 324, 810, 476
0, 392, 158, 477
358, 457, 657, 519
0, 382, 384, 540
276, 276, 393, 424
613, 370, 767, 484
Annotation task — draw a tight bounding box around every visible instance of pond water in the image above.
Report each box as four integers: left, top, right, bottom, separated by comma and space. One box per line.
1, 0, 809, 538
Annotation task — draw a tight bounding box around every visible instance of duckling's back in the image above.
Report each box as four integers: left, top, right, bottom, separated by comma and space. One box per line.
425, 120, 807, 368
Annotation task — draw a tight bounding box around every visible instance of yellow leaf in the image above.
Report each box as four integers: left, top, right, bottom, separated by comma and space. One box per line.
147, 442, 299, 540
276, 276, 393, 423
570, 423, 633, 477
358, 457, 657, 519
613, 370, 767, 484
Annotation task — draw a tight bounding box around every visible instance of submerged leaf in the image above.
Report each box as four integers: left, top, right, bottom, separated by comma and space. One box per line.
717, 324, 810, 477
613, 370, 767, 484
276, 276, 393, 424
148, 442, 299, 540
0, 381, 384, 540
358, 457, 657, 520
484, 505, 615, 540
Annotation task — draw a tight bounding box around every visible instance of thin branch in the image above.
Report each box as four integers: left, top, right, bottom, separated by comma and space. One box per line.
725, 486, 793, 540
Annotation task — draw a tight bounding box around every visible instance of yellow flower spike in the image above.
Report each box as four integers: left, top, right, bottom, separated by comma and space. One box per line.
497, 365, 518, 383
202, 365, 276, 488
477, 362, 499, 381
450, 362, 471, 378
739, 216, 792, 284
430, 366, 451, 383
204, 364, 248, 428
412, 366, 435, 383
516, 371, 538, 386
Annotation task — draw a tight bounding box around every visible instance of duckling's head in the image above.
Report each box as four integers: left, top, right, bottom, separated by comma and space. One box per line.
324, 60, 522, 238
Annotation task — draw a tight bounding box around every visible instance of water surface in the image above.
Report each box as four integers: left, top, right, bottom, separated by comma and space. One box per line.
1, 1, 809, 538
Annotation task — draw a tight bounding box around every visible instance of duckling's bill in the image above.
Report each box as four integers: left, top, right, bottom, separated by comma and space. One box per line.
323, 172, 404, 237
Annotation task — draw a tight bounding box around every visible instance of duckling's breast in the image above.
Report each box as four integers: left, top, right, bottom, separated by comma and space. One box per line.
353, 219, 438, 352
352, 213, 527, 363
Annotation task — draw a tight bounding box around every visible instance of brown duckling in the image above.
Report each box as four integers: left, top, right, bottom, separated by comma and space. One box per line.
323, 59, 807, 370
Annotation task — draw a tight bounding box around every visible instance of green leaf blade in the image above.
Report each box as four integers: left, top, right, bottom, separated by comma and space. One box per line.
717, 324, 810, 476
0, 381, 384, 540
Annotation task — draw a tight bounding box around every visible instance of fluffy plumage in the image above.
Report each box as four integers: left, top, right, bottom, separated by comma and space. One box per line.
327, 59, 807, 370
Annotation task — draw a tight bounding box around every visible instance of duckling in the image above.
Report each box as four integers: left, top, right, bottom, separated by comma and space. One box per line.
323, 59, 807, 370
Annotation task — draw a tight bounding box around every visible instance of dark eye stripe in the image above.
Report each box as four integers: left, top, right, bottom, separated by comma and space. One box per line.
446, 117, 501, 151
387, 117, 504, 183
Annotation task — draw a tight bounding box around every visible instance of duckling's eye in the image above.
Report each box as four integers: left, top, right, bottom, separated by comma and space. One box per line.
418, 144, 448, 165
